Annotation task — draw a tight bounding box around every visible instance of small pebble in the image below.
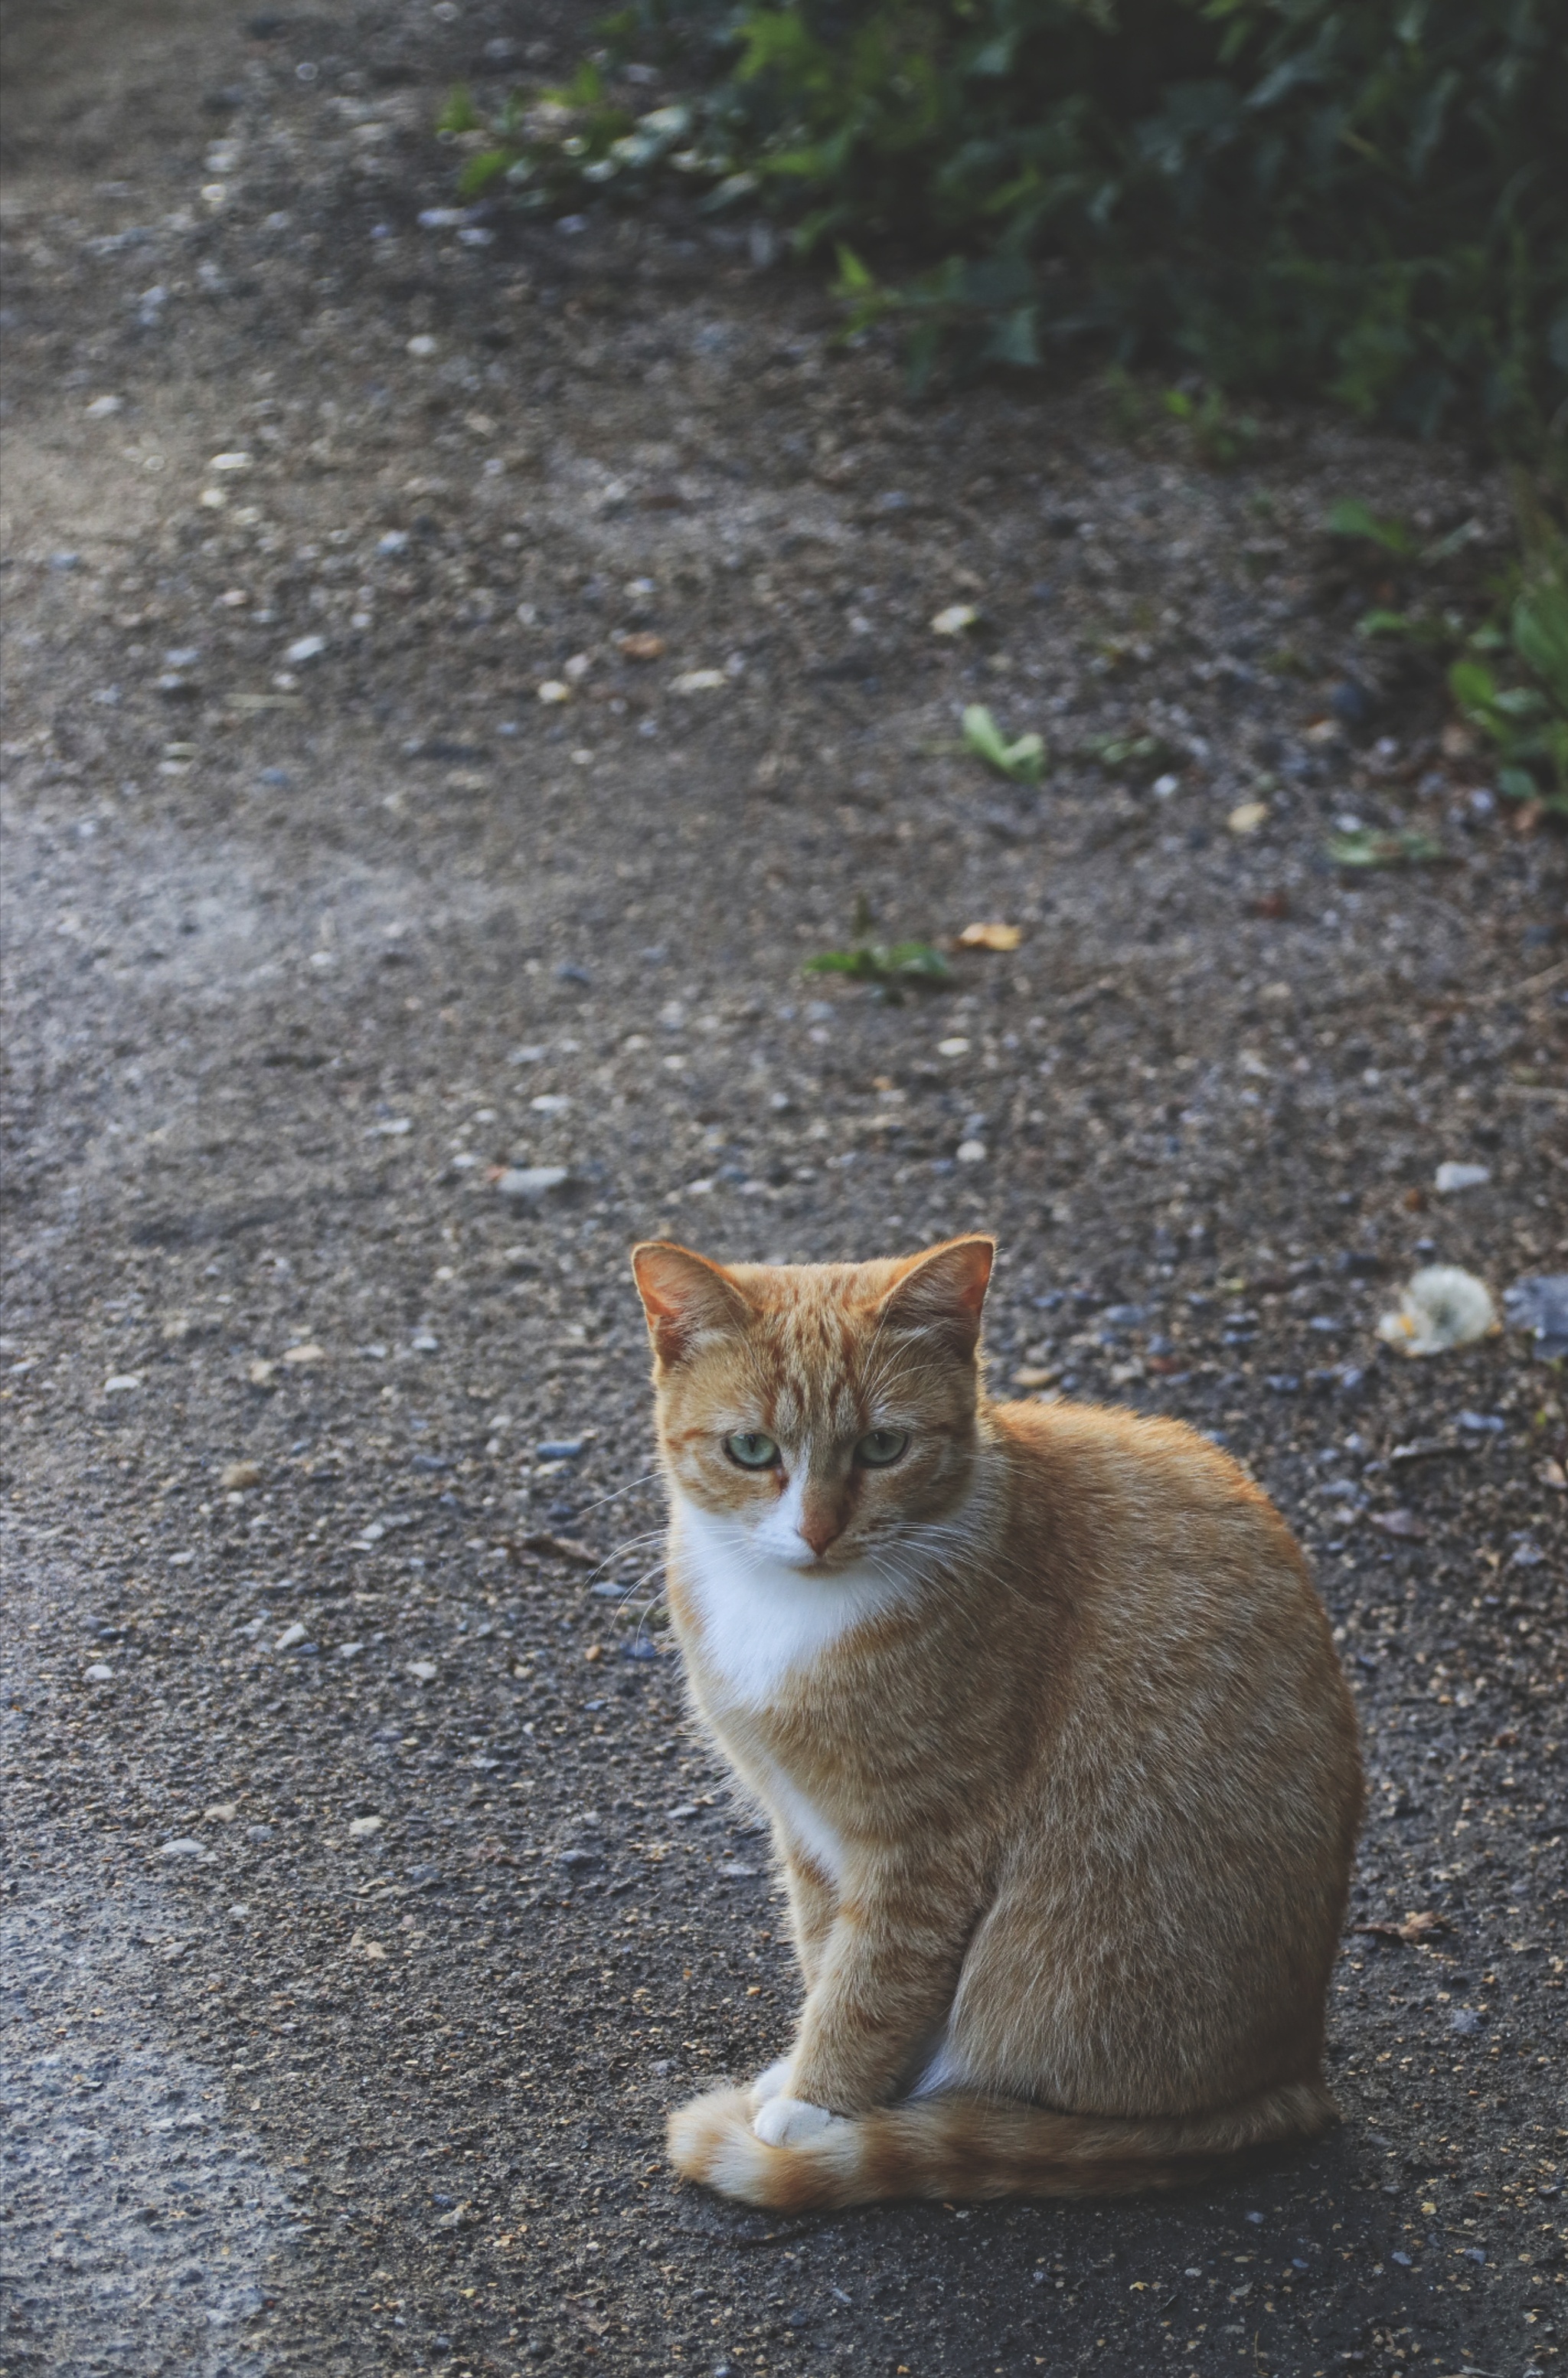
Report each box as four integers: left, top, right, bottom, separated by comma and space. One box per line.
160, 1839, 207, 1859
348, 1815, 384, 1838
1504, 1272, 1568, 1359
220, 1460, 263, 1490
1433, 1161, 1490, 1195
496, 1165, 570, 1204
83, 1663, 114, 1683
536, 1438, 585, 1461
275, 1621, 308, 1650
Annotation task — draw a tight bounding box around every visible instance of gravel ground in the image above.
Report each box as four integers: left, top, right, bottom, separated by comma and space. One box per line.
2, 6, 1565, 2377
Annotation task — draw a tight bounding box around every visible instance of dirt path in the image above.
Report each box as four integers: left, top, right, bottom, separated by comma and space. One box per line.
2, 5, 1564, 2375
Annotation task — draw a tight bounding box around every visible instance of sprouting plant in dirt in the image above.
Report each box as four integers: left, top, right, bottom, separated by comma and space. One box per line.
1322, 489, 1568, 819
1325, 499, 1423, 561
1325, 825, 1449, 870
1076, 730, 1181, 779
962, 705, 1045, 785
805, 895, 952, 999
1446, 503, 1568, 818
1162, 385, 1261, 469
1325, 498, 1488, 654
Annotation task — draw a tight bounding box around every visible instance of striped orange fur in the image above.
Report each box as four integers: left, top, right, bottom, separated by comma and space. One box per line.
630, 1235, 1364, 2210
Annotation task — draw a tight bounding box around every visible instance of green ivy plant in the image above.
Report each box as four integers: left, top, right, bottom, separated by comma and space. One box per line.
448, 0, 1568, 444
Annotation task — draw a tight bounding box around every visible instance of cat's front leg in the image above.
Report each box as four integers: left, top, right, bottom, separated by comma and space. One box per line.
743, 1847, 837, 2121
772, 1866, 976, 2123
780, 1846, 837, 1990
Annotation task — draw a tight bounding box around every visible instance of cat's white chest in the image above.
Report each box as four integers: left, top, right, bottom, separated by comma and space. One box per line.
670, 1492, 904, 1707
670, 1496, 918, 1888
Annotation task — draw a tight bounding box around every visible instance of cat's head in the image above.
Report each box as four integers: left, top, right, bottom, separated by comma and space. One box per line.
629, 1236, 994, 1573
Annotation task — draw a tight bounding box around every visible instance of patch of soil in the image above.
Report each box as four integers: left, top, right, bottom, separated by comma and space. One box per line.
2, 5, 1564, 2376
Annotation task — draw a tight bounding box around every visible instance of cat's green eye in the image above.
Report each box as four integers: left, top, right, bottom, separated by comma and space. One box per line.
855, 1428, 910, 1468
725, 1431, 780, 1470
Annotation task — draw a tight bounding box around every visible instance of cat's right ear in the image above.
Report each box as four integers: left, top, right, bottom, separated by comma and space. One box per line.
630, 1241, 753, 1368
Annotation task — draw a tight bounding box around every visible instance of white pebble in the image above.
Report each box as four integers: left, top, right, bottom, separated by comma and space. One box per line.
496, 1165, 570, 1203
1434, 1161, 1491, 1195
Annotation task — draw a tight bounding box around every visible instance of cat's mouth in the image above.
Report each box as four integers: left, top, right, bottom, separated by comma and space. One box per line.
765, 1540, 860, 1578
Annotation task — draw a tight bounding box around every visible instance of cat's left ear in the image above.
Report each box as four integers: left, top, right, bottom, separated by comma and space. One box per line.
876, 1235, 995, 1357
630, 1240, 753, 1368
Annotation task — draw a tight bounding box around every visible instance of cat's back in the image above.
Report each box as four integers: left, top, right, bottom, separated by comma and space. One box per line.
989, 1393, 1338, 1682
996, 1392, 1292, 1522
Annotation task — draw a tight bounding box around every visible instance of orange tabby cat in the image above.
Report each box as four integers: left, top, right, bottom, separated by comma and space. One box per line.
630, 1233, 1363, 2210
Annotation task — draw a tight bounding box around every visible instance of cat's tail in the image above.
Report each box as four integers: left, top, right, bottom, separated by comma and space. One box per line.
667, 2079, 1339, 2211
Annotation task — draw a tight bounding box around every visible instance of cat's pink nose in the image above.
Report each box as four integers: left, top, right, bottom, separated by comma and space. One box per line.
799, 1502, 845, 1558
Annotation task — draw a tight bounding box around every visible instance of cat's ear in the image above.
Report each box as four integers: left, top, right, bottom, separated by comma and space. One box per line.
630, 1241, 753, 1368
877, 1235, 995, 1357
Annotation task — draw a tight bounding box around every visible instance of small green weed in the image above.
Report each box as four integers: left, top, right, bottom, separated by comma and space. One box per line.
1163, 386, 1261, 469
1077, 731, 1179, 777
1325, 499, 1421, 559
1326, 826, 1449, 869
805, 896, 952, 999
1449, 509, 1568, 816
804, 941, 953, 993
962, 705, 1046, 784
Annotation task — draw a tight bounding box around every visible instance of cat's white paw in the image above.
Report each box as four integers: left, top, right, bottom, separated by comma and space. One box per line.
747, 2057, 793, 2112
752, 2095, 840, 2148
